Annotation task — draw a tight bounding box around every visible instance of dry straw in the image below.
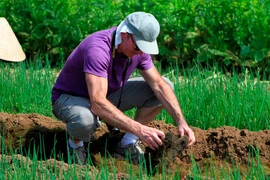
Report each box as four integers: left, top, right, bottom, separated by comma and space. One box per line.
0, 17, 25, 62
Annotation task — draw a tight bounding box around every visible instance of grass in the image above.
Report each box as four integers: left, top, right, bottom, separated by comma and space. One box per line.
0, 60, 269, 131
162, 66, 270, 131
0, 137, 269, 179
0, 59, 57, 117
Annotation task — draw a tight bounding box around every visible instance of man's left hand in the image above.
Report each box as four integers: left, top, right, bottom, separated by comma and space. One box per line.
178, 124, 196, 146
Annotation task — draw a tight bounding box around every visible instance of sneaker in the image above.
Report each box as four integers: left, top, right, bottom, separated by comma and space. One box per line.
115, 140, 145, 164
68, 145, 86, 165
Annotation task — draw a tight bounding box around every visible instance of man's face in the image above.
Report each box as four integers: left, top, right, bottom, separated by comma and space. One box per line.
120, 33, 143, 58
129, 34, 140, 51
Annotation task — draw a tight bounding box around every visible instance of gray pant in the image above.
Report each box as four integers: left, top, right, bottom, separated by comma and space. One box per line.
53, 77, 173, 142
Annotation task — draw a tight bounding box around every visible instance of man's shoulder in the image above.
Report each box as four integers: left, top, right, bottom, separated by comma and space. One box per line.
79, 27, 117, 50
86, 27, 117, 41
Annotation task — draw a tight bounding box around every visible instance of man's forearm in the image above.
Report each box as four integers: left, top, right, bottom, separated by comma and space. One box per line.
91, 99, 142, 135
154, 82, 187, 125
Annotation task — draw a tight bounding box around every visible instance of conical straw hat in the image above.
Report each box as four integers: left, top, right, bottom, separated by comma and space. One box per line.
0, 17, 26, 62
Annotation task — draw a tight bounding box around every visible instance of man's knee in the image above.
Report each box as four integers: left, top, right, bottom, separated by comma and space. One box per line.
162, 76, 174, 90
76, 109, 97, 126
67, 108, 98, 142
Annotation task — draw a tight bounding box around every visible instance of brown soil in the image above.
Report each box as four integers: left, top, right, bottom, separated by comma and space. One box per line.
0, 112, 270, 179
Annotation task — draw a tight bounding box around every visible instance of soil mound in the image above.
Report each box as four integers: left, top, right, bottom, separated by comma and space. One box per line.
0, 112, 269, 179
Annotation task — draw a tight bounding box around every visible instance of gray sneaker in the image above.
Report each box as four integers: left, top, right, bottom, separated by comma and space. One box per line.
69, 145, 86, 165
115, 140, 145, 164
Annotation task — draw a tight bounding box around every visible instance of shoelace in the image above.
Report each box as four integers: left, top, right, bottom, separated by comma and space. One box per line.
132, 140, 145, 154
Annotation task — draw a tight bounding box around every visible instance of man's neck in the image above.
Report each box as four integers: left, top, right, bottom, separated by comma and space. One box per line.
116, 44, 123, 54
116, 44, 128, 58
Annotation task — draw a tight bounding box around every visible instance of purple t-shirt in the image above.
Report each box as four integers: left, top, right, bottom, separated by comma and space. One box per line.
51, 27, 153, 104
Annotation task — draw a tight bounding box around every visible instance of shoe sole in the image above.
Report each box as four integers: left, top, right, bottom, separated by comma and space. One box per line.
114, 153, 125, 160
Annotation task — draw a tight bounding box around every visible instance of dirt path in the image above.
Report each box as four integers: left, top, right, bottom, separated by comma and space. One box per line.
0, 112, 269, 179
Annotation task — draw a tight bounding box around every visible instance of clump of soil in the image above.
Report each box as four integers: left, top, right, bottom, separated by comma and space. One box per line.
145, 132, 189, 173
0, 112, 270, 179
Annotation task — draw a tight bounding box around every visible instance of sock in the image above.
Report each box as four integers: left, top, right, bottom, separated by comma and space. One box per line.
68, 138, 84, 149
120, 132, 139, 147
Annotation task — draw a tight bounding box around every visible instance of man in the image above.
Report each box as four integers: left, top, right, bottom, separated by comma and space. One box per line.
52, 12, 195, 165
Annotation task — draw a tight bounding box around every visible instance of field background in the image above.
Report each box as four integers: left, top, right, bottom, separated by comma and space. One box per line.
0, 0, 270, 179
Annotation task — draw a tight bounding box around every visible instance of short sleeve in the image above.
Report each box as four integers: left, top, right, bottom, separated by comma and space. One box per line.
83, 42, 111, 78
137, 53, 153, 70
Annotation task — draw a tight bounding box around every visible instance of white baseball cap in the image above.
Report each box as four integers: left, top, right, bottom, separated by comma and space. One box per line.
0, 17, 26, 62
125, 12, 160, 55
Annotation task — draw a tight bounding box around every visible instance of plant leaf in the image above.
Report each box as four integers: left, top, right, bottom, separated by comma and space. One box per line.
240, 45, 250, 56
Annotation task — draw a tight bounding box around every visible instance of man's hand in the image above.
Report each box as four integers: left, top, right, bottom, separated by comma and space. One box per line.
139, 67, 196, 146
138, 125, 165, 150
178, 124, 195, 146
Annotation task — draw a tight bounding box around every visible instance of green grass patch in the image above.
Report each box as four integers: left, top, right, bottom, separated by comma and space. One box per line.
0, 136, 269, 179
159, 66, 270, 131
0, 61, 269, 131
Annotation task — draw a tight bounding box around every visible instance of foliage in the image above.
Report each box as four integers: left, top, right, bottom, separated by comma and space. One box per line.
0, 0, 123, 66
0, 0, 269, 75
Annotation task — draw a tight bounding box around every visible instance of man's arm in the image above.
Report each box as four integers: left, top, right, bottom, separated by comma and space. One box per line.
139, 66, 196, 146
85, 73, 165, 150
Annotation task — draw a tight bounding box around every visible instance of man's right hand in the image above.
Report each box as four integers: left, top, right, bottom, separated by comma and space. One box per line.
138, 125, 165, 150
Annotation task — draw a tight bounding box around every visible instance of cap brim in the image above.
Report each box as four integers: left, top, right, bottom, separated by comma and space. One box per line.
134, 36, 159, 55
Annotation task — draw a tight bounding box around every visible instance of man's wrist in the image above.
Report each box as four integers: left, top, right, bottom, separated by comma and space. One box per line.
176, 118, 188, 126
